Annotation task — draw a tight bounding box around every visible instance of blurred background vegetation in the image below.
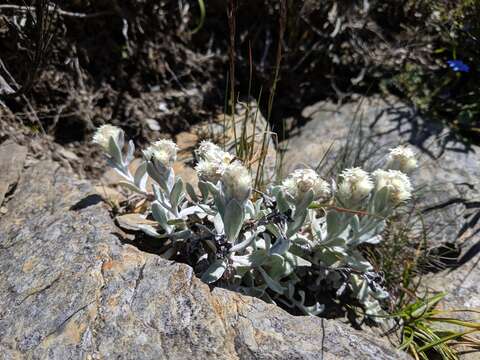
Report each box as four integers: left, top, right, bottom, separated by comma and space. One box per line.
0, 0, 479, 152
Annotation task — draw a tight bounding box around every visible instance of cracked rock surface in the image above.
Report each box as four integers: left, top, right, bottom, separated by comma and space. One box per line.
0, 152, 410, 359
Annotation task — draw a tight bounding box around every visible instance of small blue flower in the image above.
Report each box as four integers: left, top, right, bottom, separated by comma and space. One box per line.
447, 60, 470, 73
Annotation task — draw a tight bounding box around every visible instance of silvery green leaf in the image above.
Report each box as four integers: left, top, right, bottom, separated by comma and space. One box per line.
347, 251, 373, 272
152, 201, 172, 233
360, 234, 382, 245
230, 232, 255, 253
299, 301, 325, 316
245, 200, 255, 217
262, 233, 272, 252
115, 128, 125, 149
117, 181, 145, 195
275, 189, 290, 213
133, 161, 148, 191
185, 182, 199, 202
207, 182, 225, 216
350, 275, 369, 302
295, 189, 314, 214
138, 224, 164, 238
269, 234, 290, 256
326, 211, 349, 239
351, 215, 360, 235
167, 168, 175, 191
198, 180, 210, 200
178, 205, 203, 218
372, 187, 390, 214
201, 259, 227, 284
284, 251, 311, 267
267, 255, 288, 279
248, 249, 268, 266
223, 199, 245, 242
152, 183, 162, 201
231, 254, 254, 268
146, 161, 168, 192
170, 177, 184, 209
108, 136, 123, 165
287, 210, 307, 238
258, 266, 285, 294
213, 212, 224, 234
126, 140, 135, 163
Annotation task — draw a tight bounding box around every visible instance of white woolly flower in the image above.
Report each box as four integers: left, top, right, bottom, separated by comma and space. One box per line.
337, 167, 374, 204
143, 139, 178, 167
282, 169, 331, 201
386, 146, 417, 173
195, 140, 234, 183
92, 124, 123, 150
195, 159, 224, 183
373, 169, 413, 204
221, 161, 252, 203
196, 140, 234, 164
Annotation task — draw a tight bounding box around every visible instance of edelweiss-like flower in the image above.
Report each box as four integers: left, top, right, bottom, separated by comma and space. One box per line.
337, 167, 373, 204
282, 169, 330, 201
373, 169, 413, 204
386, 146, 417, 173
196, 140, 234, 164
143, 139, 178, 167
92, 125, 123, 150
195, 140, 234, 183
221, 161, 252, 203
195, 159, 223, 183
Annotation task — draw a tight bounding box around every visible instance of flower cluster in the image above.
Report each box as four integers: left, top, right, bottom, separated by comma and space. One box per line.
386, 145, 417, 173
337, 167, 374, 205
195, 141, 234, 183
282, 168, 331, 201
373, 169, 413, 204
92, 124, 123, 150
143, 139, 178, 168
94, 124, 418, 321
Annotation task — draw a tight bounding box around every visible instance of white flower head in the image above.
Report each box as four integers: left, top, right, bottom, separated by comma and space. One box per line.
195, 159, 223, 183
195, 140, 234, 183
221, 161, 252, 203
93, 124, 123, 150
386, 146, 417, 173
196, 140, 234, 164
143, 139, 178, 167
337, 167, 374, 204
373, 169, 413, 204
282, 169, 331, 201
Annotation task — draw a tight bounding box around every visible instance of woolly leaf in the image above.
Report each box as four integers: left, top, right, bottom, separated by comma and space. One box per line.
201, 259, 227, 284
224, 199, 245, 242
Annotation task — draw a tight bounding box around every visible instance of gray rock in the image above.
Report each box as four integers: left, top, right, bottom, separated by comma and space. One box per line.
0, 141, 27, 205
0, 156, 409, 359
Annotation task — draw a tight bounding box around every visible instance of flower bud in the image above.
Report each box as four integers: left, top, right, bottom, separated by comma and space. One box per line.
143, 139, 178, 168
372, 169, 413, 204
337, 167, 373, 204
282, 169, 330, 201
221, 161, 252, 203
386, 146, 417, 173
92, 125, 123, 150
